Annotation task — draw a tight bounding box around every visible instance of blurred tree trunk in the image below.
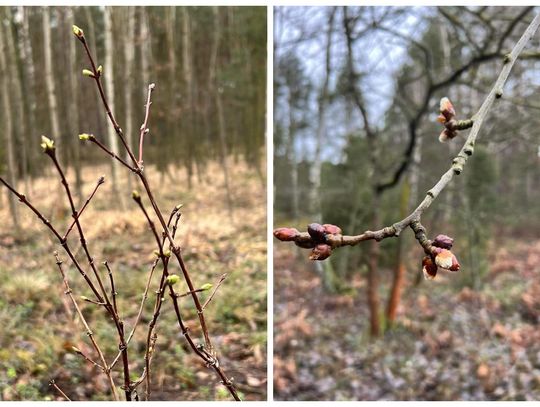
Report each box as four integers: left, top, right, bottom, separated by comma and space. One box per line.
385, 181, 410, 326
123, 6, 136, 191
287, 97, 299, 220
84, 7, 106, 139
310, 7, 335, 220
211, 7, 234, 220
18, 6, 37, 192
104, 7, 124, 208
5, 8, 29, 195
181, 7, 194, 189
43, 7, 62, 163
0, 13, 19, 229
367, 193, 381, 337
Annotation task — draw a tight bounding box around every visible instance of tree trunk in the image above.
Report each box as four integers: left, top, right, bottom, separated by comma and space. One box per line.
123, 6, 136, 191
211, 7, 234, 220
5, 8, 29, 196
65, 7, 83, 201
43, 7, 62, 162
19, 6, 38, 191
104, 7, 124, 208
181, 8, 194, 189
367, 193, 382, 337
0, 13, 19, 229
385, 181, 410, 326
310, 7, 335, 219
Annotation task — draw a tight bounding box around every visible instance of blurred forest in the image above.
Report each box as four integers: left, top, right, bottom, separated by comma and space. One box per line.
274, 6, 540, 400
0, 5, 266, 221
0, 6, 266, 401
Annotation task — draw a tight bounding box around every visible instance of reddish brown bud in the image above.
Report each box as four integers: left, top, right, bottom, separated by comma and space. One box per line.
323, 224, 342, 235
433, 234, 454, 250
273, 227, 299, 242
422, 256, 438, 280
307, 223, 326, 242
439, 128, 456, 143
309, 244, 332, 261
434, 248, 460, 272
439, 97, 456, 121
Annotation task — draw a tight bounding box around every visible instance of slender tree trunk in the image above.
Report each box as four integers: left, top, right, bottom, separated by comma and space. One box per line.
123, 6, 136, 192
367, 193, 382, 337
181, 7, 194, 189
310, 7, 335, 219
43, 7, 62, 162
211, 7, 234, 220
19, 6, 37, 192
66, 7, 83, 201
104, 7, 124, 208
5, 8, 29, 196
0, 14, 19, 229
287, 95, 299, 220
84, 7, 106, 139
385, 181, 410, 326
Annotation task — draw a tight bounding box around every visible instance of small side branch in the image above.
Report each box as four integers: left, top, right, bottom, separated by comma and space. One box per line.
49, 380, 72, 401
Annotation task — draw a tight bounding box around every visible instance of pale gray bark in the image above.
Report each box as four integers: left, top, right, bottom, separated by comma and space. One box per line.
104, 7, 123, 206
123, 6, 136, 191
211, 7, 234, 219
43, 7, 62, 161
0, 13, 19, 228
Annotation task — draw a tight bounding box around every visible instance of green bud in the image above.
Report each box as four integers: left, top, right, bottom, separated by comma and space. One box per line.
78, 133, 93, 141
153, 250, 160, 257
70, 346, 81, 353
132, 190, 141, 200
201, 283, 213, 291
163, 250, 171, 258
40, 135, 55, 154
72, 25, 84, 39
175, 204, 184, 211
80, 295, 89, 301
166, 274, 180, 286
82, 69, 95, 78
97, 65, 103, 75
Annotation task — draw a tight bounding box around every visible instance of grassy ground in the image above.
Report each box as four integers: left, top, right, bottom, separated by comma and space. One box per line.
274, 236, 540, 401
0, 161, 266, 401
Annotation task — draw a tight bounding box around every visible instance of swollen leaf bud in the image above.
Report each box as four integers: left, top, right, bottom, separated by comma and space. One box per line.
201, 283, 213, 291
78, 133, 93, 141
439, 97, 456, 121
166, 274, 180, 286
132, 190, 141, 201
40, 135, 55, 154
273, 227, 299, 242
433, 234, 454, 250
307, 223, 326, 242
97, 65, 103, 75
434, 248, 460, 272
163, 250, 171, 258
72, 25, 84, 39
323, 224, 342, 235
309, 243, 332, 261
422, 256, 438, 280
82, 69, 95, 78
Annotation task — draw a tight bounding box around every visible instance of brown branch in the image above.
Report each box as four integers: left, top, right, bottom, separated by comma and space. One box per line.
53, 252, 117, 400
138, 83, 155, 165
63, 175, 105, 240
202, 274, 227, 311
74, 26, 239, 401
276, 11, 540, 264
49, 380, 72, 401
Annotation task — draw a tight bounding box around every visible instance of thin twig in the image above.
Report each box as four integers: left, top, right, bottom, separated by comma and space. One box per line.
202, 274, 227, 311
277, 11, 540, 258
53, 252, 117, 400
63, 176, 105, 240
49, 380, 72, 401
138, 83, 155, 165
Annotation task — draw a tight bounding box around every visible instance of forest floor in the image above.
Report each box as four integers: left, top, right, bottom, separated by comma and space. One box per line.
0, 161, 266, 401
274, 236, 540, 401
